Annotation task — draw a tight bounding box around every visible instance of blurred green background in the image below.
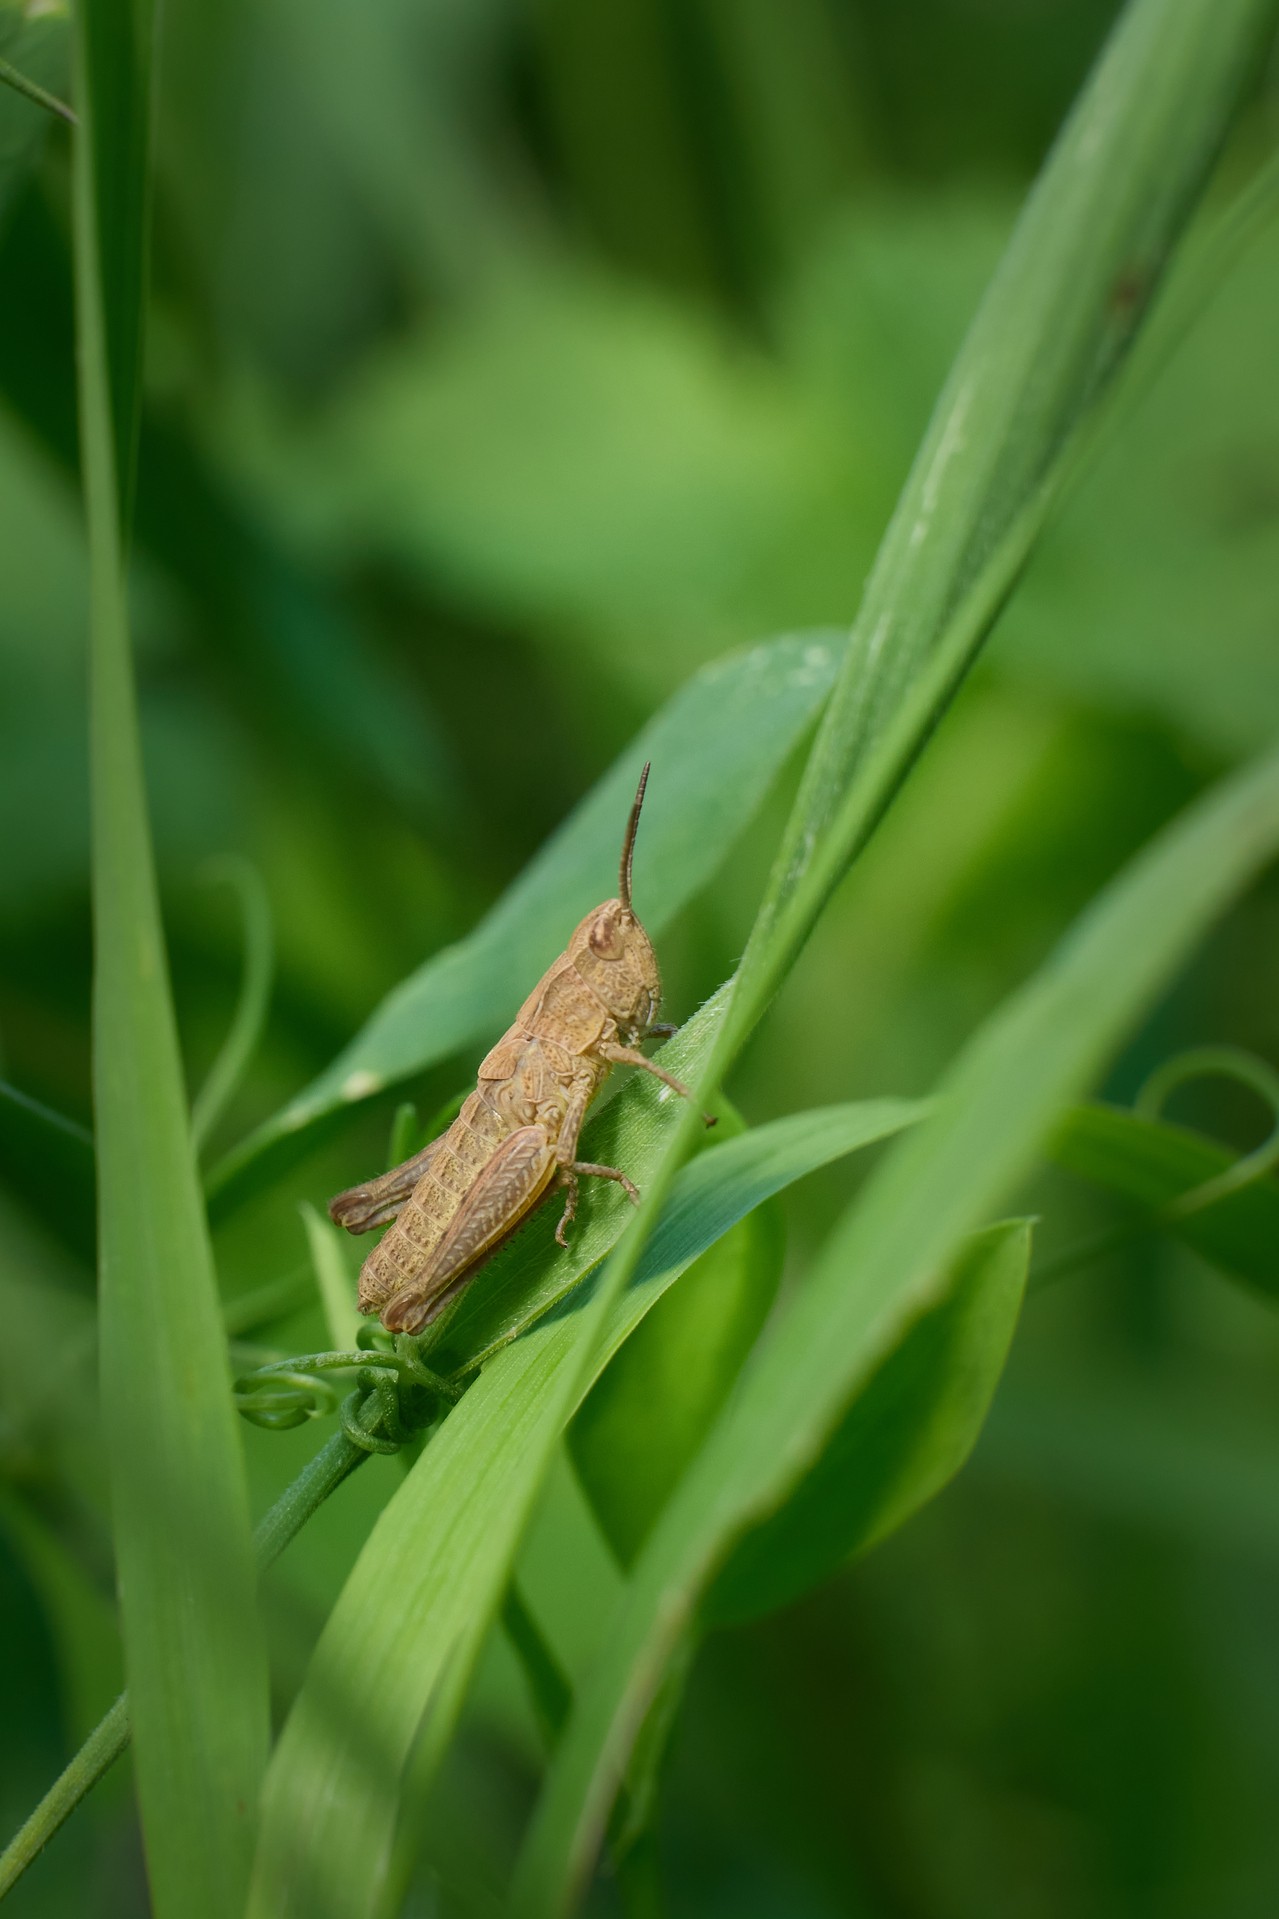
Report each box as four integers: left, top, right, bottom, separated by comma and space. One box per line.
3, 0, 1279, 1913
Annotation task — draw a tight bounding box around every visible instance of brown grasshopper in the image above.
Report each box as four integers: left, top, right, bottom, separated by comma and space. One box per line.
328, 764, 701, 1335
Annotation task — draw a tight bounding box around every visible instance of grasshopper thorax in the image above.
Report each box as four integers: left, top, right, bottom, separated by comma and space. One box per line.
566, 899, 661, 1035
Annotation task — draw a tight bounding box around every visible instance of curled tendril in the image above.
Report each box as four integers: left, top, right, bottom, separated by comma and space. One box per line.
235, 1369, 343, 1430
340, 1375, 407, 1454
1032, 1045, 1279, 1295
1135, 1044, 1279, 1219
234, 1333, 463, 1449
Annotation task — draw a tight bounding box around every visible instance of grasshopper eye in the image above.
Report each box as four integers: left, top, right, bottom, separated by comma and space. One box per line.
589, 912, 625, 959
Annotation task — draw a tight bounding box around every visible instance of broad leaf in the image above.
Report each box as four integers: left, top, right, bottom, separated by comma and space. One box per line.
569, 1102, 787, 1569
510, 737, 1279, 1918
706, 1219, 1030, 1625
207, 629, 840, 1215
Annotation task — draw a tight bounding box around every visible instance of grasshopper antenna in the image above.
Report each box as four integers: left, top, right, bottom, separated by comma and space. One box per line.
619, 761, 650, 914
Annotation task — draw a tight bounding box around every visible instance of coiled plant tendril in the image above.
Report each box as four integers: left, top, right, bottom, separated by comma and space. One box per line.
235, 1328, 462, 1450
1134, 1044, 1279, 1218
1034, 1044, 1279, 1292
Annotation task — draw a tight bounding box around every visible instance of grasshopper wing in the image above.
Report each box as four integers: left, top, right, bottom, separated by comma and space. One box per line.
381, 1124, 556, 1334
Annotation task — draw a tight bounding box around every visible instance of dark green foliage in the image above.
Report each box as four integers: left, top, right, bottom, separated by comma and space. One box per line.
1053, 1101, 1279, 1298
3, 1, 1279, 1916
705, 1220, 1031, 1625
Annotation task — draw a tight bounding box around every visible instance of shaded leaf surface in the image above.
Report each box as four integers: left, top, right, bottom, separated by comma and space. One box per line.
706, 1219, 1030, 1625
569, 1101, 787, 1569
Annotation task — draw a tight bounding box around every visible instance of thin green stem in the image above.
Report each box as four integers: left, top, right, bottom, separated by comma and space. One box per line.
0, 1433, 366, 1901
0, 1079, 92, 1148
0, 54, 76, 125
0, 1698, 128, 1901
252, 1431, 367, 1570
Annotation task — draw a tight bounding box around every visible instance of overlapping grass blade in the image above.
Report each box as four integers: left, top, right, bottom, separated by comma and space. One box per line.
512, 744, 1279, 1917
569, 1101, 787, 1569
0, 1429, 367, 1903
725, 0, 1279, 1049
479, 5, 1279, 1719
250, 2, 1273, 1912
206, 629, 840, 1215
72, 3, 268, 1913
705, 1219, 1031, 1625
301, 1202, 363, 1351
245, 1088, 922, 1919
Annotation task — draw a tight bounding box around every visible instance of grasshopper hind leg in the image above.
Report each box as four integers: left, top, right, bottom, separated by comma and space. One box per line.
329, 1134, 444, 1234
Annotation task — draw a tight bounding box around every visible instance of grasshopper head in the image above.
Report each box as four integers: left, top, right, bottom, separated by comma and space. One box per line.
567, 761, 662, 1033
569, 897, 662, 1033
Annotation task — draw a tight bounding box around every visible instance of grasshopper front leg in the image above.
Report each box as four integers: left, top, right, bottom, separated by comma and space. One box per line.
552, 1071, 641, 1247
596, 1039, 715, 1125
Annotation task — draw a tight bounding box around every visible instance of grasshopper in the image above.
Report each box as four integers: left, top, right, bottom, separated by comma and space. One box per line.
328, 765, 701, 1335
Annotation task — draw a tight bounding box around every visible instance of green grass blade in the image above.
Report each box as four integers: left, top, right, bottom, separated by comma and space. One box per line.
511, 743, 1279, 1917
704, 1219, 1032, 1625
568, 1106, 787, 1569
502, 1585, 573, 1751
74, 0, 149, 535
0, 1430, 367, 1905
245, 1094, 921, 1919
301, 1201, 363, 1351
206, 630, 841, 1216
459, 26, 1279, 1855
190, 856, 274, 1154
72, 3, 269, 1913
728, 0, 1279, 1052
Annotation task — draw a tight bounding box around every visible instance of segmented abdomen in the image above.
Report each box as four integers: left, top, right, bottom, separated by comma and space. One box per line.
357, 1087, 506, 1310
